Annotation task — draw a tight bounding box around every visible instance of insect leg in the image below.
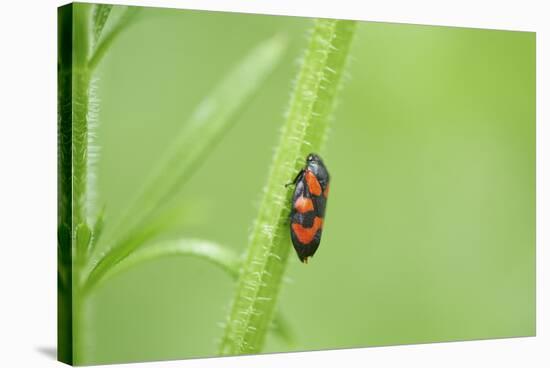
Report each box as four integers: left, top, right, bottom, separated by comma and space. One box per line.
285, 169, 304, 188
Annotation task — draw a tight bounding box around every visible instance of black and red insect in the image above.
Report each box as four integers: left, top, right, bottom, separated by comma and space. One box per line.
287, 153, 330, 263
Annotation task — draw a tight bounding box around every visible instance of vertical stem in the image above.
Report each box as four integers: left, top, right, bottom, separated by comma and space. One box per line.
72, 286, 90, 365
71, 4, 92, 364
219, 19, 356, 355
57, 5, 74, 363
72, 70, 90, 229
58, 3, 91, 364
60, 3, 140, 364
71, 68, 91, 365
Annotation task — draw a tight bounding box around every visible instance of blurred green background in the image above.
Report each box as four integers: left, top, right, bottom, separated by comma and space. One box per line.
87, 4, 535, 364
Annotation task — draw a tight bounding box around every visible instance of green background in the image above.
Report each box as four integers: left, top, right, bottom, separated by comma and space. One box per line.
87, 4, 535, 364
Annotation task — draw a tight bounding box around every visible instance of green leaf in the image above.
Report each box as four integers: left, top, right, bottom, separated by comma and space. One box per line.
73, 4, 92, 68
94, 239, 241, 288
75, 222, 92, 265
83, 199, 192, 289
89, 205, 106, 254
219, 19, 356, 355
88, 6, 142, 70
91, 4, 113, 47
115, 35, 287, 239
90, 237, 295, 346
88, 35, 288, 288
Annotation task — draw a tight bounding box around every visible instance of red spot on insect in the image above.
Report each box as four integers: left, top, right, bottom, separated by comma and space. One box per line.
323, 183, 330, 198
291, 217, 323, 244
294, 196, 314, 213
305, 170, 322, 196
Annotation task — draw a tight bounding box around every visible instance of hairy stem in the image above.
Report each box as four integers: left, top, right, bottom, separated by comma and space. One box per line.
219, 19, 356, 355
70, 4, 91, 364
72, 61, 92, 368
72, 70, 90, 229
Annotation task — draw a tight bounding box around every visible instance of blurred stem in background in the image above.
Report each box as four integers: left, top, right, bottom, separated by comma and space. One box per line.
219, 18, 356, 356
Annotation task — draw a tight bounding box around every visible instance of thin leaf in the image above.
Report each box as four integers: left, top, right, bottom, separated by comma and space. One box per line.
93, 239, 241, 289
73, 4, 92, 67
91, 4, 113, 47
88, 6, 142, 70
88, 35, 287, 287
90, 238, 295, 346
114, 35, 287, 240
83, 198, 193, 288
88, 205, 106, 255
75, 223, 92, 264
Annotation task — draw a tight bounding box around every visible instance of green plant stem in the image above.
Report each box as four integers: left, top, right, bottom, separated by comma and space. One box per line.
72, 69, 90, 231
71, 67, 92, 365
71, 5, 93, 364
72, 286, 89, 364
219, 19, 356, 355
61, 5, 140, 364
